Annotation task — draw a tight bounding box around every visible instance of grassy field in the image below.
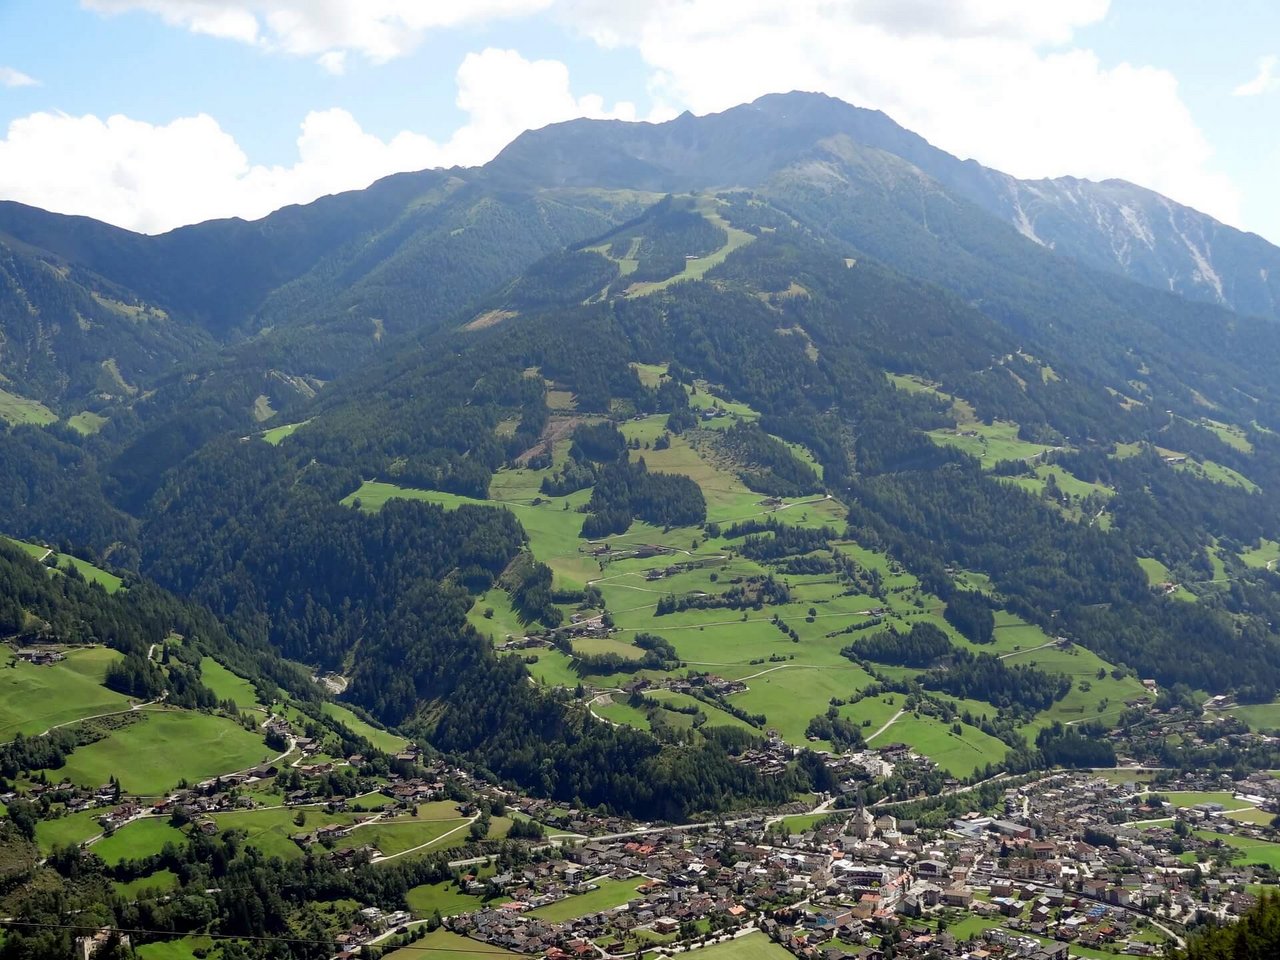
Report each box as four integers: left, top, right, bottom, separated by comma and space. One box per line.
527, 878, 644, 921
1173, 457, 1258, 492
1192, 831, 1280, 869
200, 658, 261, 709
260, 419, 310, 445
67, 410, 109, 435
56, 552, 124, 593
928, 421, 1057, 468
56, 709, 273, 795
1133, 556, 1195, 602
212, 806, 369, 860
92, 817, 187, 864
334, 383, 1147, 771
3, 537, 123, 592
0, 645, 130, 738
344, 805, 471, 858
34, 808, 106, 853
1227, 701, 1280, 732
114, 868, 179, 899
1240, 539, 1280, 570
869, 713, 1008, 777
322, 702, 409, 753
135, 936, 216, 960
0, 386, 57, 426
683, 933, 793, 960
3, 535, 50, 560
383, 930, 518, 960
406, 880, 488, 918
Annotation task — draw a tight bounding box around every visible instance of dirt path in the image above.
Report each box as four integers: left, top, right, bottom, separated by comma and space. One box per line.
997, 640, 1058, 660
864, 708, 905, 743
370, 814, 479, 863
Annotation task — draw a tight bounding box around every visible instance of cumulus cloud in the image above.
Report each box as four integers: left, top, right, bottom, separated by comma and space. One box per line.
557, 0, 1240, 228
84, 0, 552, 65
0, 67, 39, 87
0, 49, 637, 233
1234, 55, 1280, 97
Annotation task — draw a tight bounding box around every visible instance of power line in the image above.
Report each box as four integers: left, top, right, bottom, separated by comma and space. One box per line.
0, 918, 511, 955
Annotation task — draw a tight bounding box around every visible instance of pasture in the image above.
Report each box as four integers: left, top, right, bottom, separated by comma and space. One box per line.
56, 552, 124, 593
200, 657, 261, 708
67, 410, 109, 435
622, 199, 755, 298
528, 878, 644, 921
92, 817, 187, 864
1227, 701, 1280, 732
212, 806, 370, 860
260, 419, 310, 445
55, 709, 272, 795
406, 880, 487, 918
685, 933, 794, 960
928, 420, 1058, 468
383, 930, 519, 960
0, 386, 57, 426
868, 713, 1007, 778
35, 808, 105, 853
135, 936, 216, 960
1191, 831, 1280, 870
113, 868, 179, 899
0, 645, 129, 738
322, 702, 409, 753
342, 803, 472, 858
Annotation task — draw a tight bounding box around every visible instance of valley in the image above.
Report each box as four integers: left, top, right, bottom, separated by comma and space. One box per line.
6, 92, 1280, 959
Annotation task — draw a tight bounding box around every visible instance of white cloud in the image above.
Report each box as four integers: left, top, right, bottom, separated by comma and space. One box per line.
557, 0, 1241, 229
1234, 55, 1280, 97
316, 50, 346, 75
83, 0, 552, 66
0, 66, 39, 88
0, 49, 637, 233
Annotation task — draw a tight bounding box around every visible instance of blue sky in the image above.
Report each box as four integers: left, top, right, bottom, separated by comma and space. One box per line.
0, 1, 1276, 243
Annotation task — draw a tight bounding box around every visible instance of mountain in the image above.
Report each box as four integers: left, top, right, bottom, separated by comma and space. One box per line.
492, 92, 1280, 318
8, 92, 1280, 821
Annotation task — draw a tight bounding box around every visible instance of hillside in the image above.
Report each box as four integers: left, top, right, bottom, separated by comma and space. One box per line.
5, 94, 1280, 826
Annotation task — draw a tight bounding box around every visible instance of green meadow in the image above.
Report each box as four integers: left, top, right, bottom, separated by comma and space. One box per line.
928, 421, 1058, 468
212, 806, 370, 861
91, 817, 187, 864
322, 702, 409, 753
0, 386, 57, 426
55, 709, 273, 795
67, 410, 109, 435
685, 934, 794, 960
135, 936, 217, 960
383, 930, 519, 960
0, 646, 130, 738
332, 385, 1146, 774
406, 880, 488, 918
260, 419, 310, 445
200, 657, 262, 708
113, 869, 180, 899
1227, 701, 1280, 732
527, 878, 644, 921
35, 808, 106, 853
